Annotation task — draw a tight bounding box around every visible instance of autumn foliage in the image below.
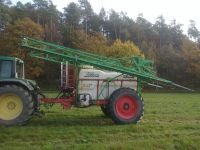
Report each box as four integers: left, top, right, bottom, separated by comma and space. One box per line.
109, 40, 144, 58
0, 18, 44, 78
0, 0, 200, 89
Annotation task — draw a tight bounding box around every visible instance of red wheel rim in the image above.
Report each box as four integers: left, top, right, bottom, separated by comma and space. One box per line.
115, 95, 139, 119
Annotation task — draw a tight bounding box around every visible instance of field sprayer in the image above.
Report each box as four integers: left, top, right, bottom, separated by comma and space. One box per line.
0, 38, 192, 126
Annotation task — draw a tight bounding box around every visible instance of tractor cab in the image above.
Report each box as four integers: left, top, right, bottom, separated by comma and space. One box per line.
0, 56, 24, 79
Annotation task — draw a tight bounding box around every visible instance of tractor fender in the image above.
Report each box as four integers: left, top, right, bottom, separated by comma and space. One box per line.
0, 79, 34, 92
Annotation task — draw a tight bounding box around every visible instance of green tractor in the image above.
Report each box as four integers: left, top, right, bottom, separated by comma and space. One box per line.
0, 56, 39, 126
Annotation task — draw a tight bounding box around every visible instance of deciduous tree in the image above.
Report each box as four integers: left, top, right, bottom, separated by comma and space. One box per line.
0, 18, 44, 78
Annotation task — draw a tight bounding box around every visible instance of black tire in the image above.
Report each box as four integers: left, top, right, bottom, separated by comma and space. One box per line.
100, 104, 110, 117
0, 85, 34, 126
109, 88, 144, 124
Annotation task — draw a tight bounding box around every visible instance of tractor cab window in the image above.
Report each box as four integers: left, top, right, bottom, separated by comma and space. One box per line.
0, 60, 12, 78
16, 60, 24, 79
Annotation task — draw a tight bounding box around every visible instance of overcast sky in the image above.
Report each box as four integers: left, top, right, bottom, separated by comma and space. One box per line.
12, 0, 200, 34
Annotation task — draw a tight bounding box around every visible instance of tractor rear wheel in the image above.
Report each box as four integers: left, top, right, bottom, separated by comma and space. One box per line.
0, 85, 34, 126
109, 88, 144, 124
100, 104, 110, 117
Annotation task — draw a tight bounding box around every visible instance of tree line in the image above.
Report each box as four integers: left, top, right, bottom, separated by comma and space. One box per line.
0, 0, 200, 89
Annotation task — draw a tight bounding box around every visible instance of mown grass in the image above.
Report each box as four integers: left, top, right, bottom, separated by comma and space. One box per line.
0, 93, 200, 150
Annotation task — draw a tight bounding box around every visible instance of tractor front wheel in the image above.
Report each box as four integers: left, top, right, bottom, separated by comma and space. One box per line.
109, 88, 144, 124
0, 85, 34, 126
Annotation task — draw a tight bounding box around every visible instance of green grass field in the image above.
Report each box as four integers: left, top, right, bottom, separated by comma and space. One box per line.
0, 93, 200, 150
